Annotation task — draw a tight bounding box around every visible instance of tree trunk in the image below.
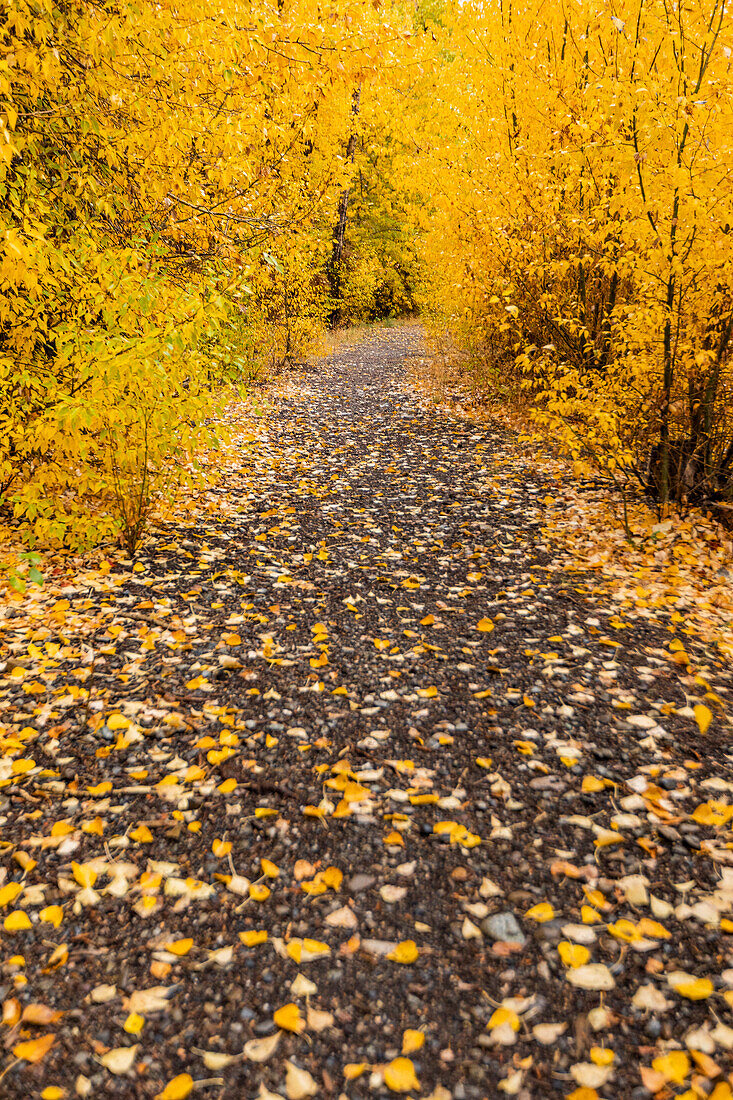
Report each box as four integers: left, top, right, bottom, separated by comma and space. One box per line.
327, 85, 361, 328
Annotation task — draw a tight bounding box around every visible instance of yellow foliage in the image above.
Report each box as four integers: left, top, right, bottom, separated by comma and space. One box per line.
0, 0, 413, 555
413, 0, 733, 507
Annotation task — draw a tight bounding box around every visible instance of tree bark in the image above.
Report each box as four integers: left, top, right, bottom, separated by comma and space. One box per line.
327, 85, 361, 328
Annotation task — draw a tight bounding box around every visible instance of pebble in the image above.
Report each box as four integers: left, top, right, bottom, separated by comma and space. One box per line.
349, 874, 376, 892
253, 1019, 277, 1035
481, 911, 526, 944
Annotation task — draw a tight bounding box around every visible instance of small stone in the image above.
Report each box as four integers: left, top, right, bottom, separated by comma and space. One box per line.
349, 874, 376, 892
533, 920, 564, 945
253, 1018, 277, 1036
481, 911, 526, 945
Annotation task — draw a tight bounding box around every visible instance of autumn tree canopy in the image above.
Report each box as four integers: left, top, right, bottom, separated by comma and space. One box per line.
2, 0, 732, 552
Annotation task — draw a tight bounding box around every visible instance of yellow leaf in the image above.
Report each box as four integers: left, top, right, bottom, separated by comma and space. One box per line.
41, 1089, 66, 1100
590, 1047, 614, 1066
607, 919, 642, 944
488, 1007, 520, 1031
558, 941, 590, 968
691, 801, 733, 826
44, 943, 68, 971
240, 930, 268, 946
86, 781, 112, 795
2, 999, 21, 1027
273, 1002, 304, 1033
287, 940, 304, 963
165, 938, 193, 956
302, 938, 330, 957
22, 1003, 63, 1024
673, 977, 713, 1000
0, 882, 23, 907
130, 825, 153, 843
476, 618, 494, 632
402, 1029, 425, 1053
107, 713, 130, 731
583, 887, 609, 910
387, 940, 419, 964
525, 902, 554, 922
416, 685, 438, 698
581, 776, 604, 793
70, 862, 96, 888
322, 866, 343, 889
212, 838, 231, 857
652, 1050, 690, 1084
13, 1033, 56, 1063
693, 704, 712, 734
4, 910, 32, 931
344, 1063, 367, 1080
11, 758, 36, 774
156, 1074, 194, 1100
384, 1057, 420, 1093
249, 883, 270, 902
637, 918, 670, 939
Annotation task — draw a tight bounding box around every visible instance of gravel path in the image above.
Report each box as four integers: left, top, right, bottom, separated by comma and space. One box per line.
1, 325, 732, 1099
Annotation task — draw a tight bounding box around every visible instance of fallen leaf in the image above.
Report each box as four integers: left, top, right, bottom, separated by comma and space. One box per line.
244, 1032, 281, 1062
165, 938, 193, 956
632, 984, 671, 1012
13, 1034, 56, 1063
566, 964, 615, 991
387, 940, 419, 964
240, 929, 268, 946
307, 1007, 334, 1031
652, 1050, 690, 1084
99, 1045, 139, 1074
558, 941, 590, 968
402, 1029, 425, 1053
22, 1003, 63, 1025
201, 1051, 238, 1069
694, 703, 713, 734
671, 976, 713, 1000
156, 1074, 194, 1100
4, 910, 32, 931
273, 1003, 305, 1033
125, 987, 172, 1015
285, 1061, 318, 1099
525, 902, 554, 922
384, 1056, 420, 1093
533, 1022, 567, 1044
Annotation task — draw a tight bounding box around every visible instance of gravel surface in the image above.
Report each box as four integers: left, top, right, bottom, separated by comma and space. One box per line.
1, 324, 732, 1099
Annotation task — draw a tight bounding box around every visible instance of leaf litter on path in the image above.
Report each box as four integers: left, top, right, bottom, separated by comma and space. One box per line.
0, 325, 732, 1098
